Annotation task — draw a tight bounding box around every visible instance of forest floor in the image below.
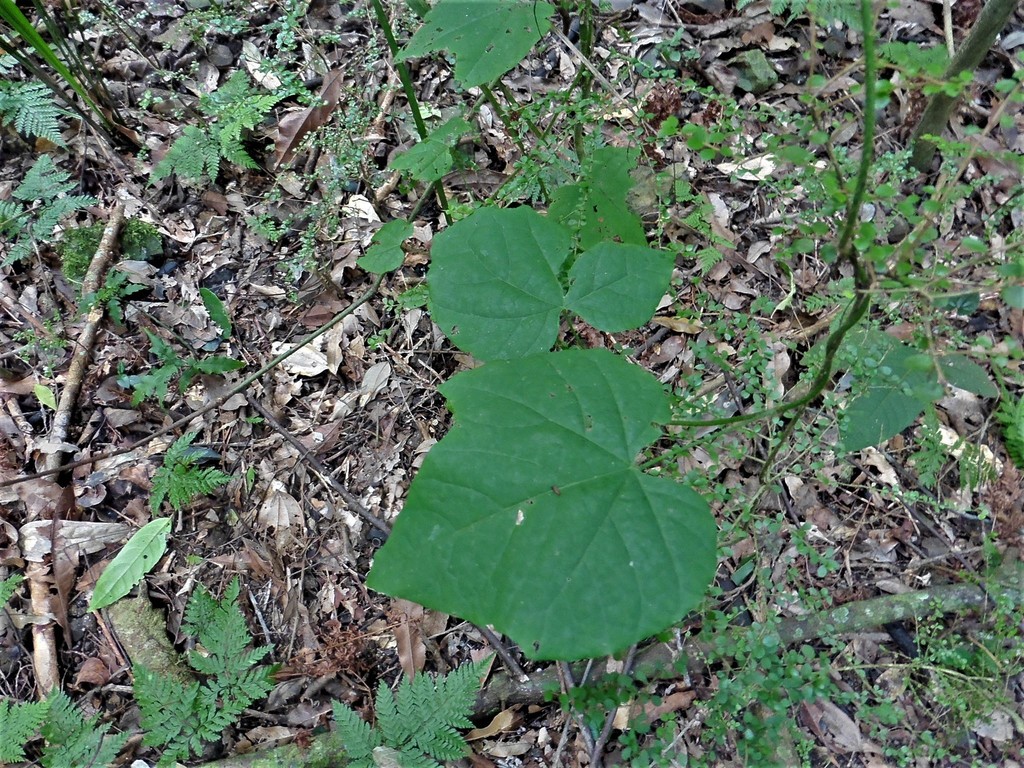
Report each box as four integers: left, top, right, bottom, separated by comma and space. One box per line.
1, 0, 1024, 766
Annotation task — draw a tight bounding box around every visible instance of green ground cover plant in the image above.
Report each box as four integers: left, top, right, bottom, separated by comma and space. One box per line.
3, 0, 1024, 764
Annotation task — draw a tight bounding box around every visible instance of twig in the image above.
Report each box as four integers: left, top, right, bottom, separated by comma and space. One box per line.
25, 200, 124, 697
0, 275, 384, 490
476, 625, 528, 683
242, 393, 391, 534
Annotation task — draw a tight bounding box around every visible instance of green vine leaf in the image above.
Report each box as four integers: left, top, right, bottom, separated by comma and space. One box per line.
428, 206, 672, 361
368, 348, 717, 660
389, 116, 472, 184
400, 0, 554, 87
358, 219, 414, 274
88, 517, 172, 611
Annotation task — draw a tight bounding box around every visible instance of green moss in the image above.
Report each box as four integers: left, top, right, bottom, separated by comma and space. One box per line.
57, 223, 102, 283
57, 218, 163, 284
121, 218, 163, 260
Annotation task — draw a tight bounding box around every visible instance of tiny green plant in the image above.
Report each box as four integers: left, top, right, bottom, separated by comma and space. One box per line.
118, 329, 244, 406
331, 658, 489, 768
0, 154, 96, 265
151, 70, 287, 185
150, 430, 232, 513
133, 577, 275, 767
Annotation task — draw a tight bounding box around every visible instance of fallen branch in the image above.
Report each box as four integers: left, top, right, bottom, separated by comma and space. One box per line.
191, 552, 1024, 767
27, 200, 124, 696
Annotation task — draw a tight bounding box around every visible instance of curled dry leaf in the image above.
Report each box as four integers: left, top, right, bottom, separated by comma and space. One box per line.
271, 69, 344, 170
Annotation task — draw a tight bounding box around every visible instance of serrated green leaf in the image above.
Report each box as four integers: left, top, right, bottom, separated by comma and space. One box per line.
34, 383, 57, 410
400, 0, 554, 87
564, 242, 673, 332
389, 117, 472, 183
368, 348, 716, 660
195, 356, 245, 374
358, 219, 413, 274
200, 288, 231, 339
88, 517, 172, 611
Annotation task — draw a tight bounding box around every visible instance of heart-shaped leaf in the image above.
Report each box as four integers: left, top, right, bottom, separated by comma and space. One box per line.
429, 207, 672, 361
400, 0, 554, 87
367, 348, 717, 660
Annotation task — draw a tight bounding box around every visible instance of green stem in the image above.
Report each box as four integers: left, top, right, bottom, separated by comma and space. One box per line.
670, 0, 878, 434
369, 0, 449, 212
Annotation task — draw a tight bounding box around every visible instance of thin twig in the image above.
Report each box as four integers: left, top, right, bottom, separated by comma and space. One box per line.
0, 275, 384, 490
242, 393, 391, 534
476, 625, 528, 683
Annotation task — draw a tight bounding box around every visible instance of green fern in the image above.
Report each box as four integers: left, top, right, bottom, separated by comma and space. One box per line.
1, 154, 96, 265
0, 572, 24, 607
151, 71, 284, 184
0, 79, 67, 145
134, 577, 274, 768
150, 430, 232, 513
740, 0, 861, 28
40, 690, 128, 768
332, 659, 488, 768
996, 392, 1024, 470
0, 698, 48, 763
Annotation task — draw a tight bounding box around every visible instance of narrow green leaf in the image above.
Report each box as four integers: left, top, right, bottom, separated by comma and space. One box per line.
88, 517, 172, 611
200, 288, 231, 339
400, 0, 554, 87
358, 219, 413, 274
368, 348, 717, 660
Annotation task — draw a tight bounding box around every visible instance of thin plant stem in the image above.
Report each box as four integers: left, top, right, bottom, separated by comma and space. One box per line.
368, 0, 449, 212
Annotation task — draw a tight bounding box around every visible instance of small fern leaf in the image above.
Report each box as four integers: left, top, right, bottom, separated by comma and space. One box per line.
40, 690, 128, 768
996, 393, 1024, 469
0, 80, 67, 145
0, 572, 24, 607
332, 700, 382, 763
0, 698, 48, 763
152, 126, 223, 183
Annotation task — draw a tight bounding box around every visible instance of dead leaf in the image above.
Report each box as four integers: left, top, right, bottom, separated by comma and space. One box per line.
256, 485, 304, 550
652, 316, 703, 334
271, 69, 344, 169
390, 598, 426, 679
466, 708, 518, 741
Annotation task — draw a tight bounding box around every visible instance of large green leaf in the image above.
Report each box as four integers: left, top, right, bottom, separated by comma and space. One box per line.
428, 207, 672, 361
88, 517, 172, 611
400, 0, 554, 87
429, 206, 567, 360
367, 348, 716, 660
389, 117, 473, 184
565, 242, 672, 332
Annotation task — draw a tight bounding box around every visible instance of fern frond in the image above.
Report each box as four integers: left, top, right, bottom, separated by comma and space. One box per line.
996, 393, 1024, 469
150, 431, 231, 512
0, 80, 67, 145
14, 154, 77, 201
134, 663, 201, 758
0, 698, 48, 763
0, 572, 24, 607
331, 700, 382, 763
40, 689, 128, 768
151, 125, 223, 183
